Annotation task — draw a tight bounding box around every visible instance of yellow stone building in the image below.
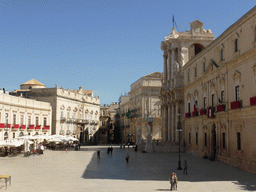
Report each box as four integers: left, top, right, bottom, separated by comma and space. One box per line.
183, 6, 256, 174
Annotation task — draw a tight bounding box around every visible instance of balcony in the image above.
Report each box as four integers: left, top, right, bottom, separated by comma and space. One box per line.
250, 96, 256, 106
200, 109, 206, 116
84, 120, 89, 124
231, 100, 241, 110
43, 125, 50, 131
20, 125, 26, 130
192, 111, 198, 117
185, 112, 191, 118
207, 107, 215, 118
12, 124, 20, 131
217, 104, 226, 112
60, 117, 66, 122
67, 118, 72, 123
36, 125, 41, 130
0, 123, 5, 129
28, 125, 35, 131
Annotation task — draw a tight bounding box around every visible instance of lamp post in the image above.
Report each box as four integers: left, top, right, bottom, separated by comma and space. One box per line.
177, 109, 183, 170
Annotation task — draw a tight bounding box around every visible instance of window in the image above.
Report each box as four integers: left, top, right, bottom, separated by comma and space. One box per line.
196, 132, 198, 145
85, 114, 88, 119
221, 49, 224, 61
221, 91, 224, 103
36, 117, 39, 126
188, 103, 191, 113
188, 71, 190, 81
61, 111, 64, 118
20, 115, 24, 125
203, 97, 206, 109
189, 133, 191, 144
204, 133, 207, 146
43, 117, 47, 126
235, 86, 240, 101
61, 125, 63, 130
67, 111, 70, 119
13, 114, 16, 124
103, 110, 105, 115
13, 133, 15, 138
222, 133, 226, 149
95, 115, 97, 120
67, 126, 69, 130
212, 94, 215, 106
28, 116, 31, 126
195, 67, 197, 77
237, 132, 241, 150
80, 112, 82, 119
235, 39, 238, 52
203, 63, 205, 72
5, 113, 8, 126
73, 125, 75, 130
73, 112, 76, 119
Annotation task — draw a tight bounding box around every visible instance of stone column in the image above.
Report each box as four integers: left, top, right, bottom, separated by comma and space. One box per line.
161, 105, 166, 141
167, 104, 171, 141
171, 48, 175, 81
171, 103, 175, 142
163, 53, 168, 82
167, 50, 172, 87
165, 105, 168, 141
175, 103, 179, 142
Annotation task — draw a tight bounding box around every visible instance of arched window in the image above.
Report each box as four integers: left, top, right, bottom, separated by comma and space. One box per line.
195, 67, 197, 77
235, 39, 238, 52
203, 62, 205, 72
221, 49, 224, 61
4, 132, 8, 140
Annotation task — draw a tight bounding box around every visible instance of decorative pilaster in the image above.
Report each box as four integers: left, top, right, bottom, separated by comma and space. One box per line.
175, 102, 179, 142
171, 103, 175, 142
167, 104, 171, 141
163, 52, 168, 82
171, 48, 175, 80
168, 49, 172, 82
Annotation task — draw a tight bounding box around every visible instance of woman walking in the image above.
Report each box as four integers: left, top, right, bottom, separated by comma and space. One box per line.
169, 172, 175, 191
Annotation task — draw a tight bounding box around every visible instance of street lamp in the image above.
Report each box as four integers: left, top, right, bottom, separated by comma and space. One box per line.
177, 109, 183, 170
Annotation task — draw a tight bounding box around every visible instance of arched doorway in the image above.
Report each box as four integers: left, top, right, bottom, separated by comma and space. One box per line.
4, 132, 8, 140
19, 132, 24, 136
189, 43, 205, 59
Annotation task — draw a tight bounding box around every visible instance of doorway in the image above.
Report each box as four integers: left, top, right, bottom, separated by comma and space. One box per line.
212, 124, 217, 160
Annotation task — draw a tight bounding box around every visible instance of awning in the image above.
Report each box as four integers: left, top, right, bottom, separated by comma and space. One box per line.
44, 125, 50, 130
0, 123, 5, 128
21, 125, 26, 129
14, 124, 19, 129
36, 125, 41, 130
29, 125, 34, 130
8, 124, 11, 128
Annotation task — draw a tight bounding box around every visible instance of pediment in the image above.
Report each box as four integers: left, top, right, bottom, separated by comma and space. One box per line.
90, 110, 94, 114
73, 107, 78, 112
85, 109, 89, 114
60, 105, 65, 110
67, 106, 71, 111
95, 111, 98, 115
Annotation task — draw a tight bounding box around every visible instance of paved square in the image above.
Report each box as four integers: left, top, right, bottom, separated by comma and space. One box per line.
0, 146, 255, 192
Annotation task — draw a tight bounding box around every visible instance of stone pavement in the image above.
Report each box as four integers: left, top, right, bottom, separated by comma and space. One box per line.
0, 145, 255, 192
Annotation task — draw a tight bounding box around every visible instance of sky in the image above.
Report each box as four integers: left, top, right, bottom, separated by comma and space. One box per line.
0, 0, 255, 105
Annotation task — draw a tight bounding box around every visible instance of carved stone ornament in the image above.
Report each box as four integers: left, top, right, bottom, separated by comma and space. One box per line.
90, 110, 93, 114
73, 107, 78, 112
253, 63, 256, 75
194, 90, 199, 97
95, 111, 98, 115
219, 75, 225, 84
60, 105, 65, 110
67, 106, 71, 111
231, 32, 239, 41
233, 70, 241, 82
85, 109, 89, 114
187, 93, 191, 100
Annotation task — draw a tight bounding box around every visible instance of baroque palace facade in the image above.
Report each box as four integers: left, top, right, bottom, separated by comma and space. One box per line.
160, 6, 256, 174
0, 89, 52, 141
183, 6, 256, 174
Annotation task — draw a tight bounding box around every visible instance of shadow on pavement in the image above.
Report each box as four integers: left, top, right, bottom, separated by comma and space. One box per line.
81, 146, 256, 191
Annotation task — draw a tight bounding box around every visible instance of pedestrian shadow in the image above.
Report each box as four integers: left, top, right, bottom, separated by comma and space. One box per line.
155, 189, 170, 191
81, 147, 256, 190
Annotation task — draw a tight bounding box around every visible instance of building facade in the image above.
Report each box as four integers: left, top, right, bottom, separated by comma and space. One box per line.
160, 20, 214, 148
119, 93, 130, 144
28, 84, 100, 143
0, 90, 52, 141
183, 6, 256, 174
128, 72, 163, 143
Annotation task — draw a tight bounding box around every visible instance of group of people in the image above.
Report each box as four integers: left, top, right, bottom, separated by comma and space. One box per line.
107, 146, 113, 154
169, 160, 188, 191
97, 147, 130, 163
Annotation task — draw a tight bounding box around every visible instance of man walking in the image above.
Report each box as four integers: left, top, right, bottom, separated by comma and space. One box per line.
169, 172, 175, 191
125, 152, 130, 163
183, 160, 188, 175
97, 149, 101, 159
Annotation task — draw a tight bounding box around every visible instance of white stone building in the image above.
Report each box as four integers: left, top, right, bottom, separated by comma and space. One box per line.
0, 90, 52, 141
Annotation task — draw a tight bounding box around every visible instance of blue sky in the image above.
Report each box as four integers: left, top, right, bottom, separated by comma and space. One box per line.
0, 0, 255, 105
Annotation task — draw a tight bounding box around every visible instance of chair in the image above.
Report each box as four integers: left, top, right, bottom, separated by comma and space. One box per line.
0, 175, 11, 189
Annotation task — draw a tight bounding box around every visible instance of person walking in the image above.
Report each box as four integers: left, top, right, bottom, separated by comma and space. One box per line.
125, 152, 130, 163
183, 160, 188, 175
110, 146, 113, 155
169, 172, 175, 191
97, 149, 101, 159
134, 144, 138, 152
173, 173, 178, 190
